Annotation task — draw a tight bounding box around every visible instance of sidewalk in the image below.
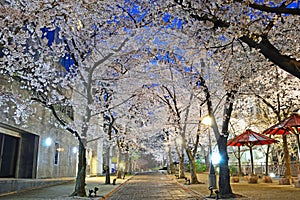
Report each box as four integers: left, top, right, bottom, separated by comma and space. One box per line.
0, 175, 131, 200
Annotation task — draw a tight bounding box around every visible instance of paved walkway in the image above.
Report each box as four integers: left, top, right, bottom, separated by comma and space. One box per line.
1, 172, 299, 199
0, 175, 128, 200
105, 172, 204, 200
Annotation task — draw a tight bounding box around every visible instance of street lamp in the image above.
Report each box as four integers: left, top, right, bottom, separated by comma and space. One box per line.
202, 116, 217, 189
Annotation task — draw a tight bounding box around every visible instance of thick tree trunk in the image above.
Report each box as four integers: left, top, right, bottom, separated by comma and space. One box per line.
105, 145, 111, 184
124, 150, 129, 174
179, 154, 185, 178
204, 151, 210, 172
168, 144, 175, 174
189, 158, 199, 184
283, 135, 292, 178
129, 155, 132, 173
116, 144, 122, 179
218, 136, 233, 198
186, 148, 200, 184
265, 145, 270, 175
72, 140, 87, 197
238, 147, 242, 175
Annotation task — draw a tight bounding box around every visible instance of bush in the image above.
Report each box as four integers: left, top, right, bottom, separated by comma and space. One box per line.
186, 160, 206, 173
229, 165, 238, 176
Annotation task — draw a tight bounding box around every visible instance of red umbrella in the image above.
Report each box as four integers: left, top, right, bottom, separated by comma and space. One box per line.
227, 129, 278, 174
263, 113, 300, 159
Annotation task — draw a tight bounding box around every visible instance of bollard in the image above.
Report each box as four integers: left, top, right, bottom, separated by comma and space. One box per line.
94, 187, 98, 196
184, 177, 190, 185
215, 190, 219, 199
208, 186, 214, 198
88, 187, 99, 197
88, 189, 94, 197
209, 173, 217, 189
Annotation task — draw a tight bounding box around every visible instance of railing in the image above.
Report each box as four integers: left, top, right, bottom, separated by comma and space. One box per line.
228, 161, 300, 177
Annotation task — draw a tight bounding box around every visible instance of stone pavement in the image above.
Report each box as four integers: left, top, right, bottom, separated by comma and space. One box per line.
0, 175, 129, 200
1, 171, 300, 199
0, 172, 204, 200
105, 172, 205, 200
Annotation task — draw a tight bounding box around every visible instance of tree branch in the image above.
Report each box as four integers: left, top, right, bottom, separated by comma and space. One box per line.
240, 36, 300, 78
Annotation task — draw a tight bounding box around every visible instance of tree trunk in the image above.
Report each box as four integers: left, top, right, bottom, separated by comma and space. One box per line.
282, 135, 292, 178
124, 150, 129, 174
116, 144, 122, 179
72, 140, 87, 197
168, 144, 175, 174
204, 150, 209, 172
265, 145, 270, 175
218, 136, 233, 198
189, 157, 199, 184
249, 147, 254, 174
238, 147, 242, 176
179, 153, 185, 178
105, 145, 111, 184
129, 155, 132, 173
186, 148, 200, 183
199, 72, 234, 197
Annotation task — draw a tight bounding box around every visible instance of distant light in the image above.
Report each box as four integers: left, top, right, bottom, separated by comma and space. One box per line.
269, 172, 275, 178
72, 147, 78, 154
56, 148, 64, 152
211, 152, 221, 165
44, 137, 52, 146
202, 116, 212, 126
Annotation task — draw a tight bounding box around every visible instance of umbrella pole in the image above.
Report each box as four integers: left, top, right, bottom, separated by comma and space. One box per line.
296, 134, 300, 174
249, 146, 254, 175
296, 134, 300, 160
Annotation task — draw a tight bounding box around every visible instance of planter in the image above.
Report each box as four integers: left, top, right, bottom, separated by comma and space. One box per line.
279, 177, 290, 185
248, 174, 258, 184
294, 174, 300, 188
262, 175, 272, 183
231, 176, 240, 183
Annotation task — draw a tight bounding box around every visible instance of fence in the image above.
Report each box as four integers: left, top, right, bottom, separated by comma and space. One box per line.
228, 161, 300, 177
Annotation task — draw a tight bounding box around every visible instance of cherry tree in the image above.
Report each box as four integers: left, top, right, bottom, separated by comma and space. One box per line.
1, 0, 299, 198
234, 66, 300, 180
0, 0, 157, 196
164, 0, 300, 78
134, 0, 300, 196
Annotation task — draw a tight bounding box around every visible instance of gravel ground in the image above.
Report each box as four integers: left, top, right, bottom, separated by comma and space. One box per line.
170, 172, 300, 200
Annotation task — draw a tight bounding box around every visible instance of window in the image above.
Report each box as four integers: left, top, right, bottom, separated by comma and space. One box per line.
54, 142, 59, 165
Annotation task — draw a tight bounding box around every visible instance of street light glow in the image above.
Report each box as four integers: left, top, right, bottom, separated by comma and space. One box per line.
72, 147, 78, 154
211, 152, 221, 165
44, 137, 52, 147
202, 116, 212, 126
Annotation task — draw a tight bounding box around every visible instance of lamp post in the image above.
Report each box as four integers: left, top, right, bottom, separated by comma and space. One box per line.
202, 116, 217, 189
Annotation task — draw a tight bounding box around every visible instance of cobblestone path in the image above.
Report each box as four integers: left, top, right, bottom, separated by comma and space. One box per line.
105, 172, 205, 200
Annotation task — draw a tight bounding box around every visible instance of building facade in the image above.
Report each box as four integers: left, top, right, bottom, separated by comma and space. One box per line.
0, 76, 107, 180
